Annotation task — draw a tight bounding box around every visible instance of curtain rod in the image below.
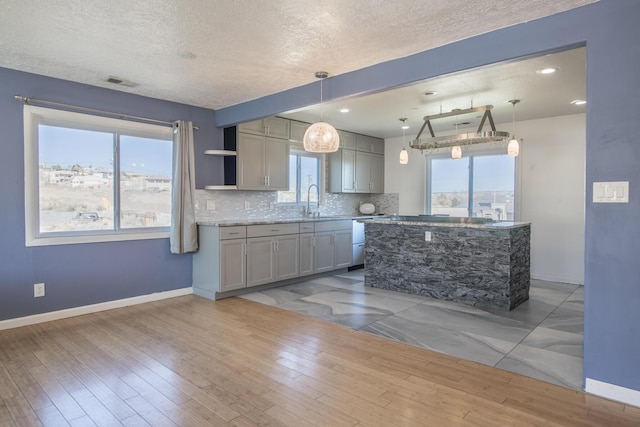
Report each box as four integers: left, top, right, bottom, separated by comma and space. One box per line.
14, 95, 199, 130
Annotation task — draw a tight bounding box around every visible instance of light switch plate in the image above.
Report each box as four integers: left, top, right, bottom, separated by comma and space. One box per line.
593, 181, 629, 203
206, 200, 216, 211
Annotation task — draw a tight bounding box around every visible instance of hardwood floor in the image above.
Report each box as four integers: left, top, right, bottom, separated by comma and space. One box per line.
1, 296, 638, 426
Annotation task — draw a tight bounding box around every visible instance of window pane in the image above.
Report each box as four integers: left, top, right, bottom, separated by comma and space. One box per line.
430, 157, 469, 217
300, 156, 319, 203
472, 155, 515, 220
38, 125, 114, 233
119, 135, 172, 228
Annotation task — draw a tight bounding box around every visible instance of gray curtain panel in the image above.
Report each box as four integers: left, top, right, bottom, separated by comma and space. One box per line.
170, 121, 198, 254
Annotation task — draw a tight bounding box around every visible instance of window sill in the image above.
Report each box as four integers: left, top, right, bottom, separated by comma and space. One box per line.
26, 230, 170, 247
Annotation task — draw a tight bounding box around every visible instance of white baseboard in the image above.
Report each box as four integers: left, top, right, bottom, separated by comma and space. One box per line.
0, 287, 194, 331
585, 378, 640, 407
531, 273, 584, 285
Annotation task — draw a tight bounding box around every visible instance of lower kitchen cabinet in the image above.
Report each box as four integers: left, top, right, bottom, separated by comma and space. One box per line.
194, 220, 352, 299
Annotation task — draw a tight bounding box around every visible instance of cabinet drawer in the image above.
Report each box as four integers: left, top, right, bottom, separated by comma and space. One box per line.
314, 219, 352, 232
299, 222, 315, 233
220, 226, 247, 240
247, 223, 300, 237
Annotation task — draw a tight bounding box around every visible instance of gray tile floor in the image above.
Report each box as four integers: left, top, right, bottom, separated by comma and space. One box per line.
240, 270, 584, 390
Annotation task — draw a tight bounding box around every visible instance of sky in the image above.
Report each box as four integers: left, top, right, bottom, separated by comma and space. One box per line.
38, 125, 173, 177
431, 154, 515, 193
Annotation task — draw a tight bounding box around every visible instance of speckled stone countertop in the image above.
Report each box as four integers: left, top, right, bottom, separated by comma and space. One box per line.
198, 215, 385, 227
360, 218, 529, 229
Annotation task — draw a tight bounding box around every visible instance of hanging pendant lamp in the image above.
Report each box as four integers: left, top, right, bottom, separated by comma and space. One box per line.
303, 72, 340, 153
451, 114, 462, 160
508, 99, 520, 157
399, 118, 409, 164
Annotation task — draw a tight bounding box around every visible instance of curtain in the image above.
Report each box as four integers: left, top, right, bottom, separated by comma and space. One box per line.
170, 121, 198, 254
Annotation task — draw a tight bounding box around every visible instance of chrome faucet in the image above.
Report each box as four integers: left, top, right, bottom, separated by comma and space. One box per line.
307, 184, 320, 217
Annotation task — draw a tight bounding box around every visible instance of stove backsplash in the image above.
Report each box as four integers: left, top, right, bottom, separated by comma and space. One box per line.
194, 190, 399, 222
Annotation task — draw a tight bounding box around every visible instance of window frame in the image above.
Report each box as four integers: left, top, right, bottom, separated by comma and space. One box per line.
276, 146, 323, 206
24, 105, 174, 247
425, 145, 521, 220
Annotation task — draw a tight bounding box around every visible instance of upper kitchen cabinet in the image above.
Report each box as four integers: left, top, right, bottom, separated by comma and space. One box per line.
340, 131, 357, 149
289, 120, 310, 143
237, 133, 289, 190
328, 133, 384, 194
239, 117, 290, 140
356, 134, 385, 154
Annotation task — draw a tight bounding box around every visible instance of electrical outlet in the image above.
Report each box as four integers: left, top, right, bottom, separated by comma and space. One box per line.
206, 200, 216, 211
424, 231, 432, 242
269, 202, 275, 210
34, 282, 45, 298
245, 201, 250, 210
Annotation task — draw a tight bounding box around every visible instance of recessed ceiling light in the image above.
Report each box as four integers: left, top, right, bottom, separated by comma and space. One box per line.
536, 67, 559, 75
424, 91, 438, 96
401, 125, 409, 130
339, 108, 350, 113
570, 99, 587, 105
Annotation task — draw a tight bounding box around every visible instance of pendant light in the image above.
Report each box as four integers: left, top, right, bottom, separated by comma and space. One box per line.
507, 99, 520, 157
399, 118, 409, 164
451, 113, 462, 160
303, 72, 340, 153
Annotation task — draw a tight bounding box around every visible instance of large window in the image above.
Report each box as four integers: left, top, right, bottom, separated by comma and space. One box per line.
24, 105, 173, 246
277, 149, 321, 205
428, 153, 515, 219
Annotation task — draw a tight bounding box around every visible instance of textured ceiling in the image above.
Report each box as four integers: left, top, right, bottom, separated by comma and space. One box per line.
0, 0, 595, 111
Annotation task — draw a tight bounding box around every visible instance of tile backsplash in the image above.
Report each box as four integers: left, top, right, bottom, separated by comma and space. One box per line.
195, 190, 399, 222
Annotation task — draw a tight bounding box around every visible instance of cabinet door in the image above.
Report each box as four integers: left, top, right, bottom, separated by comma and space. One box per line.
238, 119, 266, 136
265, 137, 290, 190
274, 234, 299, 281
369, 154, 385, 193
264, 117, 290, 139
237, 133, 266, 190
342, 149, 356, 193
370, 138, 385, 154
246, 237, 275, 287
219, 239, 246, 292
355, 151, 372, 193
314, 232, 335, 273
334, 229, 353, 269
340, 131, 357, 149
290, 121, 310, 143
299, 233, 315, 276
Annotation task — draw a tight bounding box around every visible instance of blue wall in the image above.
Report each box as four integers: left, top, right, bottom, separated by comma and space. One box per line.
215, 1, 640, 393
0, 68, 220, 321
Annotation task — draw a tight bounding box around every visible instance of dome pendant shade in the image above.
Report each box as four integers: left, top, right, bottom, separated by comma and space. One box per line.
303, 121, 340, 153
508, 138, 520, 157
399, 148, 409, 164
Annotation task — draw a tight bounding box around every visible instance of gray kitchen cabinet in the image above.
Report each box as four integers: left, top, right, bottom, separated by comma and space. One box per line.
239, 117, 290, 140
193, 225, 247, 299
246, 236, 275, 287
290, 120, 310, 142
329, 133, 384, 194
246, 223, 299, 287
299, 233, 315, 276
237, 133, 290, 190
340, 131, 357, 149
356, 134, 385, 154
314, 220, 353, 272
328, 148, 356, 193
355, 151, 384, 193
219, 238, 247, 291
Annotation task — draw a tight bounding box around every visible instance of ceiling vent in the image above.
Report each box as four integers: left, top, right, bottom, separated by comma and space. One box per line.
105, 76, 139, 88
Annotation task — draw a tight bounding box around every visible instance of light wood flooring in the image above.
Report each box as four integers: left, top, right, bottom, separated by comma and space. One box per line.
1, 295, 639, 426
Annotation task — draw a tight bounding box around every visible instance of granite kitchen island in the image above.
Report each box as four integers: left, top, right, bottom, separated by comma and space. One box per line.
362, 216, 530, 310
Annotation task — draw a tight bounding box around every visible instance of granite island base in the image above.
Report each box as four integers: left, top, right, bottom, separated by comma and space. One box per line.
362, 218, 531, 311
